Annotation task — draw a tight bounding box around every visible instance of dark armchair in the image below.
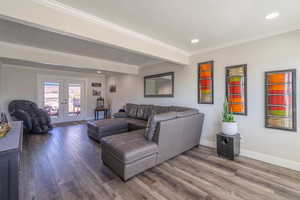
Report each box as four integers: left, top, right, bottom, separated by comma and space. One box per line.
8, 100, 53, 134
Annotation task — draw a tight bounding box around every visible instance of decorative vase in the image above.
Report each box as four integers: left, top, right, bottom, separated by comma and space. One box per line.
222, 122, 238, 135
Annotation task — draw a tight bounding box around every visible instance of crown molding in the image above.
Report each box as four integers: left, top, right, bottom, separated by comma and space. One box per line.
191, 28, 300, 56
32, 0, 188, 57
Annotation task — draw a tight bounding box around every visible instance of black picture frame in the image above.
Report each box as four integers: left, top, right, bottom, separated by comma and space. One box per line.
225, 64, 248, 115
198, 61, 214, 104
264, 69, 297, 132
144, 72, 174, 97
92, 89, 101, 96
91, 82, 102, 87
109, 85, 116, 93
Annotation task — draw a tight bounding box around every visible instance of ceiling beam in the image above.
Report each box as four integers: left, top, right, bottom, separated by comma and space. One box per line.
0, 0, 189, 66
0, 41, 139, 74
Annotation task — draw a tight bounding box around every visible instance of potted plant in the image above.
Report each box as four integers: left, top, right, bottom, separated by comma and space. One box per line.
222, 98, 238, 135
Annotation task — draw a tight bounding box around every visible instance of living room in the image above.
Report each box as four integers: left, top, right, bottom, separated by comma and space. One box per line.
0, 1, 300, 200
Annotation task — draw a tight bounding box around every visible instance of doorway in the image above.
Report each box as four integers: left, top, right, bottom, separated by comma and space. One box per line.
37, 75, 87, 123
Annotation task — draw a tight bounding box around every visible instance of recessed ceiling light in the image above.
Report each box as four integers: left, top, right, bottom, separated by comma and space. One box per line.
96, 70, 102, 74
191, 39, 199, 44
265, 12, 280, 20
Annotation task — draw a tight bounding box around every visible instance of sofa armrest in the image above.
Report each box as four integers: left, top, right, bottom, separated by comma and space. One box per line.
145, 112, 177, 141
13, 109, 33, 132
113, 112, 128, 118
155, 113, 204, 163
176, 109, 199, 118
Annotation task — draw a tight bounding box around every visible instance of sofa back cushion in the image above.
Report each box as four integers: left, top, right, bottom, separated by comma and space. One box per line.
176, 109, 199, 118
113, 112, 128, 118
151, 106, 170, 115
136, 104, 153, 120
169, 106, 190, 112
125, 103, 138, 118
124, 103, 198, 120
145, 112, 176, 141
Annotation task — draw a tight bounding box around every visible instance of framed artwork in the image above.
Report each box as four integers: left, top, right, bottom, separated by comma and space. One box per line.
225, 64, 247, 115
198, 61, 214, 104
91, 82, 102, 87
92, 89, 101, 96
144, 72, 174, 97
265, 69, 296, 131
109, 85, 116, 93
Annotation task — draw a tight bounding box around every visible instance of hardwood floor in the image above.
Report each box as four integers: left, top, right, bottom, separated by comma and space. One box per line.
20, 124, 300, 200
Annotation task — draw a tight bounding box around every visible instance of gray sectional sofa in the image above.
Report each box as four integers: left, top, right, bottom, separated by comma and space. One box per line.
87, 103, 204, 181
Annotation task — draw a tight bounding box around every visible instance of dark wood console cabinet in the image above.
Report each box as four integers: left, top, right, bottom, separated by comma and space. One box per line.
0, 121, 23, 200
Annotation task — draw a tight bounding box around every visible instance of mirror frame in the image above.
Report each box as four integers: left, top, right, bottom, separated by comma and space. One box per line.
144, 72, 174, 97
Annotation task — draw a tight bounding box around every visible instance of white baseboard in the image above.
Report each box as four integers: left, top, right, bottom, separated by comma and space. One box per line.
200, 139, 215, 148
200, 139, 300, 172
86, 117, 95, 121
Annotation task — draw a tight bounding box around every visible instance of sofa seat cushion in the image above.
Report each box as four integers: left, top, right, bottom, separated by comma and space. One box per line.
101, 130, 158, 164
87, 119, 128, 141
125, 118, 147, 130
88, 119, 128, 132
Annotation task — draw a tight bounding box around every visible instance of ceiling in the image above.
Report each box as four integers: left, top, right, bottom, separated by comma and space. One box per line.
56, 0, 300, 52
0, 18, 167, 67
0, 57, 121, 76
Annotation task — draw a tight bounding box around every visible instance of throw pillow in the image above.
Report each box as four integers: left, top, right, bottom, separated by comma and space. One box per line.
113, 112, 128, 118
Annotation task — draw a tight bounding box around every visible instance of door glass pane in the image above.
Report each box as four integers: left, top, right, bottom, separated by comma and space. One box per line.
68, 84, 81, 116
44, 82, 60, 118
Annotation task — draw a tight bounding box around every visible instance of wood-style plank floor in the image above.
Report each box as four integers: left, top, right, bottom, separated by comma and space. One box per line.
20, 123, 300, 200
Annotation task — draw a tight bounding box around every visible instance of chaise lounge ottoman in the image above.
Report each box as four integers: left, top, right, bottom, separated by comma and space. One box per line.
101, 129, 158, 181
87, 119, 128, 142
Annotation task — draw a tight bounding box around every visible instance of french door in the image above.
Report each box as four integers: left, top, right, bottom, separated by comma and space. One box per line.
38, 75, 86, 123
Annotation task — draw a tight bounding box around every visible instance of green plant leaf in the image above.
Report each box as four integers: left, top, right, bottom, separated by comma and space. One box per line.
222, 96, 235, 122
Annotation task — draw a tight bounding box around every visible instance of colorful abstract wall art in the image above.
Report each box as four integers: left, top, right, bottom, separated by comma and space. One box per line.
265, 69, 296, 131
198, 61, 214, 104
225, 64, 247, 115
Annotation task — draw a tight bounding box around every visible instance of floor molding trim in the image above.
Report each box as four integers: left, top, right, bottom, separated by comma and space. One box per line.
200, 139, 300, 172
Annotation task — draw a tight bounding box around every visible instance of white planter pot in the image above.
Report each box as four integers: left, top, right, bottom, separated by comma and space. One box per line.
222, 122, 238, 135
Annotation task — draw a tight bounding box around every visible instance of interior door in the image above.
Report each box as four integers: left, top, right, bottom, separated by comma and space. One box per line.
39, 78, 64, 123
38, 75, 86, 123
63, 79, 86, 122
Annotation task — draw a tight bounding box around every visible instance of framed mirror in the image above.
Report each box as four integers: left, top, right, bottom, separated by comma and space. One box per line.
144, 72, 174, 97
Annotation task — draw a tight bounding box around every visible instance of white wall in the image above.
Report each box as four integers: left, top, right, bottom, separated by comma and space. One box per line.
106, 74, 141, 113
0, 64, 106, 120
107, 30, 300, 170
